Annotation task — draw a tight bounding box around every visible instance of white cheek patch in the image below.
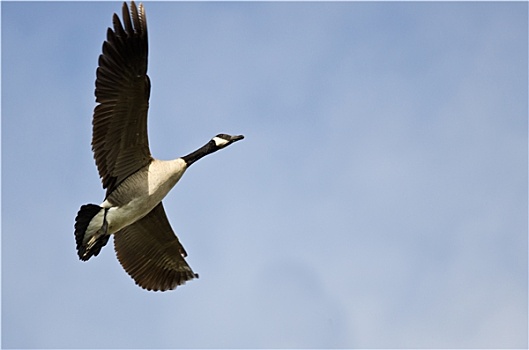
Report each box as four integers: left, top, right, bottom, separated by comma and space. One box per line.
212, 136, 230, 148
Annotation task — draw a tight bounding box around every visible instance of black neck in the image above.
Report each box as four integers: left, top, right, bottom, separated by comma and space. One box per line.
181, 140, 219, 167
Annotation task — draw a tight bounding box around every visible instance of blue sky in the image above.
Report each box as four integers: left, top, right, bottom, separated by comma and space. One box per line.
2, 1, 527, 348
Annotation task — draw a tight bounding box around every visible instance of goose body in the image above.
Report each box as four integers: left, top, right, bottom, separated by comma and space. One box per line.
75, 2, 243, 291
96, 159, 187, 235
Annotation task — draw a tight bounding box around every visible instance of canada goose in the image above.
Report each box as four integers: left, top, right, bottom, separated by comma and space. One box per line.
74, 1, 244, 291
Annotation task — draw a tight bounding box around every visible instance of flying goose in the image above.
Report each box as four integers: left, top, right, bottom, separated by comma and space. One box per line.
74, 1, 244, 291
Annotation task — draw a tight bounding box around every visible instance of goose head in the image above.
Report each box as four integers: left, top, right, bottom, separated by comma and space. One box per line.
181, 133, 244, 167
212, 134, 245, 149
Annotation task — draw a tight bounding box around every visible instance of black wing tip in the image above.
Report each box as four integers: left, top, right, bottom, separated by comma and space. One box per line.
117, 1, 147, 36
117, 251, 200, 292
138, 271, 199, 292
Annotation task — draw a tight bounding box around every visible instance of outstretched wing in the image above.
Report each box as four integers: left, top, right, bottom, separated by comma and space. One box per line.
113, 202, 198, 291
92, 1, 152, 195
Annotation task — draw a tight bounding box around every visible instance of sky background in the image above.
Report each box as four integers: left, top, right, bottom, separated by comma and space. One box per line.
2, 1, 527, 348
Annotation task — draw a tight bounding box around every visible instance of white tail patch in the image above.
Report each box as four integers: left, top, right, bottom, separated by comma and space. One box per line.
84, 209, 107, 243
75, 204, 110, 260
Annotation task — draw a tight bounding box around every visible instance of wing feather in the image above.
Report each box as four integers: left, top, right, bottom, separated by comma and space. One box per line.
114, 203, 198, 291
92, 1, 152, 195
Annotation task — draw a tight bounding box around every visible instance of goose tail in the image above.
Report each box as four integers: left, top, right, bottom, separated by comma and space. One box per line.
74, 204, 110, 261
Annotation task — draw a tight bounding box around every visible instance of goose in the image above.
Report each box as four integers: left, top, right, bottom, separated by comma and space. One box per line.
74, 1, 244, 292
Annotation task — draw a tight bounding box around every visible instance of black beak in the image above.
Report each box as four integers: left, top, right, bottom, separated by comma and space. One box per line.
230, 135, 244, 142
